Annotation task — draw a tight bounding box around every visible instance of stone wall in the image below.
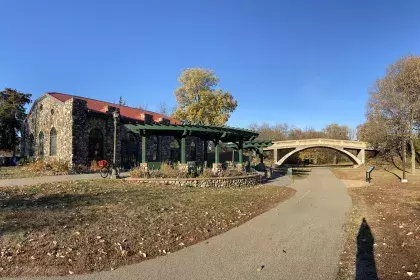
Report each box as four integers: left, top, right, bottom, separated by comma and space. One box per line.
125, 174, 262, 188
71, 99, 89, 165
72, 101, 125, 166
185, 136, 205, 162
21, 95, 73, 163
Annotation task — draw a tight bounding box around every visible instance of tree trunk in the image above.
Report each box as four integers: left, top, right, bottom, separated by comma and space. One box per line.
397, 148, 403, 162
402, 138, 407, 180
410, 138, 416, 174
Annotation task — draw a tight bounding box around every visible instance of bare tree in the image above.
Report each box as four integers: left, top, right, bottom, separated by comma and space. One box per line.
138, 103, 149, 111
249, 122, 290, 141
157, 102, 175, 116
366, 55, 420, 175
323, 124, 351, 140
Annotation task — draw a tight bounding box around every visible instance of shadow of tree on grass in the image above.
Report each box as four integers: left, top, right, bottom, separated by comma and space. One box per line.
0, 192, 106, 237
356, 218, 378, 280
384, 168, 402, 180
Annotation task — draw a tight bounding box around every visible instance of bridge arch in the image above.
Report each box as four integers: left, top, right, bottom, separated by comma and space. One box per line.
276, 145, 362, 166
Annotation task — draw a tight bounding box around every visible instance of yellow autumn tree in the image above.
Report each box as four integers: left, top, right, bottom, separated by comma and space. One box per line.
173, 68, 238, 126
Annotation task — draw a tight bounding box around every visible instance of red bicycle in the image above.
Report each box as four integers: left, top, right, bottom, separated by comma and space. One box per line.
98, 160, 120, 178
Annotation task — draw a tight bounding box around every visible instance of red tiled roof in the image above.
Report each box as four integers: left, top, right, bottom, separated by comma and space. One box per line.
46, 92, 179, 124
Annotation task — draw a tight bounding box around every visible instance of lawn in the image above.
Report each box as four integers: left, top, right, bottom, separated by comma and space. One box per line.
0, 166, 46, 179
332, 168, 420, 279
0, 180, 295, 277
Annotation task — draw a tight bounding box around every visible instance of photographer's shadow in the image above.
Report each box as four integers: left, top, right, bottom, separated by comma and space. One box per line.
356, 218, 378, 280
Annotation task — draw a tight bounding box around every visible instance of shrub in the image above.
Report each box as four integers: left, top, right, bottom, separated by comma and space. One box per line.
198, 167, 246, 178
71, 164, 91, 174
130, 167, 150, 178
25, 158, 70, 175
221, 168, 246, 177
90, 160, 100, 171
130, 162, 249, 179
47, 159, 70, 174
26, 159, 46, 172
130, 162, 190, 179
199, 168, 217, 178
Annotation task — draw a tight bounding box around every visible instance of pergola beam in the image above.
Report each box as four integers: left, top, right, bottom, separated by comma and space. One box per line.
125, 123, 258, 143
126, 123, 260, 166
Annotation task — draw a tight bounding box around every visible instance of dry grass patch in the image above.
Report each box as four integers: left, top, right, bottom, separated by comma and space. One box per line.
0, 166, 46, 180
332, 168, 420, 280
0, 180, 295, 277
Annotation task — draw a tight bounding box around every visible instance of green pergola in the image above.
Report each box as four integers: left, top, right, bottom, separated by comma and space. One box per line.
124, 123, 259, 165
226, 140, 273, 164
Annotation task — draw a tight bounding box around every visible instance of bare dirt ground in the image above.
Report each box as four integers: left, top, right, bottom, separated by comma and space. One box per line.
0, 180, 295, 277
332, 168, 420, 280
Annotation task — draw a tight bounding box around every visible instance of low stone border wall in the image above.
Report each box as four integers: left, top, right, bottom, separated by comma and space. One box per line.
125, 174, 262, 188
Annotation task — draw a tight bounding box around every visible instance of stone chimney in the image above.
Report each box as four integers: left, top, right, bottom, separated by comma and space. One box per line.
158, 117, 170, 125
142, 113, 154, 124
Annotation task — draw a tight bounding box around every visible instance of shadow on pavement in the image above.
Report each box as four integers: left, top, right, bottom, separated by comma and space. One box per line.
356, 218, 378, 280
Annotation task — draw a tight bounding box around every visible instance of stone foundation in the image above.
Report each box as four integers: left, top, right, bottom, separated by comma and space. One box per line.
125, 174, 262, 188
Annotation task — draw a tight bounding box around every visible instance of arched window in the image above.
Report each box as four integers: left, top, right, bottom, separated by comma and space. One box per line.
121, 132, 139, 169
189, 141, 197, 161
88, 129, 104, 161
38, 132, 44, 156
50, 128, 57, 156
170, 138, 180, 162
152, 136, 160, 161
29, 134, 35, 157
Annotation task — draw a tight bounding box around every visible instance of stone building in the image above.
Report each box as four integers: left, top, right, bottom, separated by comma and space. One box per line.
21, 92, 206, 169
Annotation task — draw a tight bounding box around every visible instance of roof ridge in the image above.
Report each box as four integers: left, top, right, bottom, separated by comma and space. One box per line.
47, 92, 175, 120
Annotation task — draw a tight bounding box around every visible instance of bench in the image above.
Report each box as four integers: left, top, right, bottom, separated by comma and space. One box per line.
366, 166, 375, 183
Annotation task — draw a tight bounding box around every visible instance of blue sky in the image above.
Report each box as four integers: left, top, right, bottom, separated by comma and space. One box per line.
1, 0, 419, 130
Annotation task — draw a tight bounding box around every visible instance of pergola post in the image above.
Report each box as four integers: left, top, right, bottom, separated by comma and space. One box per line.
214, 140, 220, 164
140, 134, 148, 171
236, 141, 244, 171
141, 135, 147, 163
238, 141, 243, 164
259, 148, 264, 164
181, 137, 186, 164
203, 140, 208, 162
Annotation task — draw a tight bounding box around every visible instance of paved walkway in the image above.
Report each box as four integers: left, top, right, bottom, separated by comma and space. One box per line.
0, 172, 130, 187
11, 168, 351, 280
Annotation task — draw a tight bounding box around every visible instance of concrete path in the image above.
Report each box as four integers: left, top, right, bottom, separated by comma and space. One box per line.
0, 172, 130, 187
10, 168, 352, 280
